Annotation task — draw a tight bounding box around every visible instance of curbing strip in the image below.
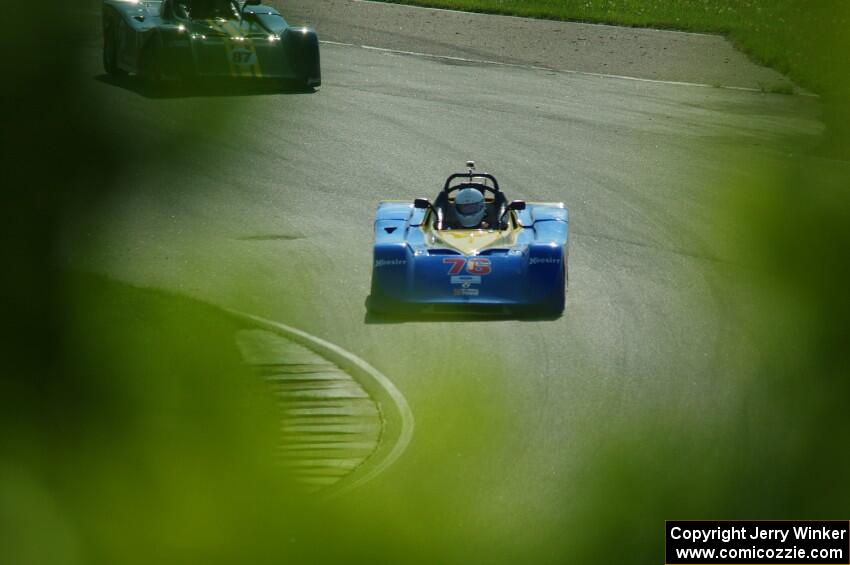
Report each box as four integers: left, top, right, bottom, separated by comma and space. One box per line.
224, 308, 414, 498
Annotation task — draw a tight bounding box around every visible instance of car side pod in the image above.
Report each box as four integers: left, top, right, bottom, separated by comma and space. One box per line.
282, 27, 321, 87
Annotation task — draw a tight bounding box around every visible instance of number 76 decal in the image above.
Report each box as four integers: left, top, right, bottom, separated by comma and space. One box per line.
443, 257, 492, 275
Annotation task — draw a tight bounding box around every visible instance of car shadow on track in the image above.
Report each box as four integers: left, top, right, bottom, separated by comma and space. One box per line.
95, 74, 316, 99
363, 297, 563, 324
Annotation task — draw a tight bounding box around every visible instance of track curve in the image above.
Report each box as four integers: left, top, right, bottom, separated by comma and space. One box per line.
73, 6, 822, 548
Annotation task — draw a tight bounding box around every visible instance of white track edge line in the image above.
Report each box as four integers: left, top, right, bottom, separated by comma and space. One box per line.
321, 40, 817, 97
225, 308, 414, 498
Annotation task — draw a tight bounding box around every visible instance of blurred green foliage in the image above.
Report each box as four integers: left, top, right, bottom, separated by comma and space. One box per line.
1, 1, 848, 564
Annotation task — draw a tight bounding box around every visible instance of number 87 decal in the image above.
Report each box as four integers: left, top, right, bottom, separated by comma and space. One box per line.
443, 257, 492, 275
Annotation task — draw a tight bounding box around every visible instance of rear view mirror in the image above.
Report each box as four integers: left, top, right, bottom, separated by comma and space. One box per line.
508, 200, 526, 211
414, 198, 431, 209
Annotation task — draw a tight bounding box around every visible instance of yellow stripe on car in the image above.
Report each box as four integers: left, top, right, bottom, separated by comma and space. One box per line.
201, 18, 265, 79
211, 19, 238, 77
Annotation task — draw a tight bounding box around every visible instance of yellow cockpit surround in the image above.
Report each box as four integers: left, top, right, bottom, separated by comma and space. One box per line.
422, 215, 522, 255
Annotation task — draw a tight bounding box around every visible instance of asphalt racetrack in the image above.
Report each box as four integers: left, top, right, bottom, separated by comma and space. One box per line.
73, 3, 822, 554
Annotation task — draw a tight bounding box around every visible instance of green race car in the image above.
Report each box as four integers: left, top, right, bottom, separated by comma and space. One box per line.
102, 0, 321, 88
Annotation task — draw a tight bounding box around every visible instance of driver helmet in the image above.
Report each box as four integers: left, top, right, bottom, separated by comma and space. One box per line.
454, 188, 486, 228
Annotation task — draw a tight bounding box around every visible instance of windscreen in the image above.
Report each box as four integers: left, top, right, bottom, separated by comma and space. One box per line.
187, 0, 239, 19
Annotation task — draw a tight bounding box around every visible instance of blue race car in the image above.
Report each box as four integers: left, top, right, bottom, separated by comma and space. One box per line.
369, 163, 569, 316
